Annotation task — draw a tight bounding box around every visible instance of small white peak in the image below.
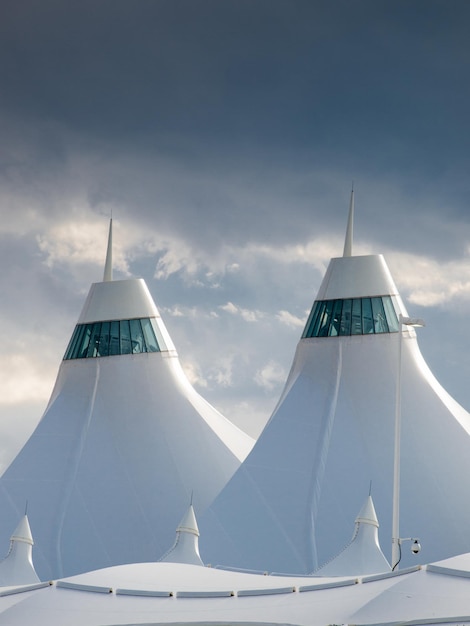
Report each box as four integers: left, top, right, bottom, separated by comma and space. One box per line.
176, 504, 200, 537
0, 514, 40, 585
342, 187, 354, 257
314, 495, 390, 576
10, 515, 34, 545
159, 504, 204, 566
355, 495, 379, 528
103, 218, 113, 282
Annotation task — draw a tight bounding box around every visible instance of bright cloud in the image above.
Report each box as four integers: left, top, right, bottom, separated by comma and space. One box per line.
387, 251, 470, 307
276, 310, 306, 328
181, 359, 208, 388
208, 356, 235, 388
219, 302, 264, 322
0, 353, 56, 406
255, 360, 287, 392
155, 241, 202, 280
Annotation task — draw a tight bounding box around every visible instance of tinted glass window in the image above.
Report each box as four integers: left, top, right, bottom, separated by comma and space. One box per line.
351, 299, 362, 335
64, 318, 161, 360
141, 318, 159, 352
339, 299, 352, 336
129, 319, 145, 353
120, 320, 132, 354
371, 298, 389, 334
302, 296, 399, 338
109, 321, 120, 356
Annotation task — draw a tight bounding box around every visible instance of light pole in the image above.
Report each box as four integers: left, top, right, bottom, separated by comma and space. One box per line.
391, 314, 425, 570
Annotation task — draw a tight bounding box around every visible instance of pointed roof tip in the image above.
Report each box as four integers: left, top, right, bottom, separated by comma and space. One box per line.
342, 186, 354, 257
158, 503, 204, 566
313, 492, 390, 576
355, 494, 379, 528
177, 503, 200, 537
103, 218, 113, 282
10, 515, 34, 546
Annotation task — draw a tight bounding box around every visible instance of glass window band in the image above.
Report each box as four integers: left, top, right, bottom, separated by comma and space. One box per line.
302, 296, 399, 338
64, 318, 161, 360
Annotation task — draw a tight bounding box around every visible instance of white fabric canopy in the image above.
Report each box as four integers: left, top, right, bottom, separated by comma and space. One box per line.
201, 254, 470, 574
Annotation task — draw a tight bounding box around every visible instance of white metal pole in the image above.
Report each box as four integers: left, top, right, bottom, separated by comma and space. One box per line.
392, 315, 403, 569
391, 315, 425, 569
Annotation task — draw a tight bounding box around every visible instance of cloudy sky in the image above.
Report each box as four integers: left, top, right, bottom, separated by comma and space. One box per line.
1, 0, 470, 463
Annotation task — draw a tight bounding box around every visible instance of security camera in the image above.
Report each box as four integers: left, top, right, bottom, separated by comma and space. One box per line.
411, 539, 421, 554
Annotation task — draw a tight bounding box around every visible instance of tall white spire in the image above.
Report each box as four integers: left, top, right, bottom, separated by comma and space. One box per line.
342, 186, 354, 257
103, 218, 113, 282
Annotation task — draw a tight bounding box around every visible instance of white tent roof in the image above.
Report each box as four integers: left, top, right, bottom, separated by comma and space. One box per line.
0, 223, 253, 580
1, 552, 470, 625
200, 218, 470, 574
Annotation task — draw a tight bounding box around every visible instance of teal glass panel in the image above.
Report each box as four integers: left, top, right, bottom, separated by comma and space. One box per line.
362, 298, 374, 334
141, 318, 159, 352
99, 321, 110, 357
310, 301, 327, 338
79, 325, 92, 358
329, 300, 343, 336
120, 320, 132, 354
339, 299, 352, 336
75, 325, 90, 358
86, 322, 102, 357
318, 300, 334, 336
130, 319, 146, 353
383, 296, 399, 332
109, 321, 120, 356
371, 297, 389, 333
351, 298, 362, 335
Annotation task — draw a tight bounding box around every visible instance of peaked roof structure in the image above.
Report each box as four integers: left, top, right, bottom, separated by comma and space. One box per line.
0, 515, 40, 586
159, 504, 204, 566
200, 199, 470, 574
0, 220, 254, 580
314, 495, 391, 576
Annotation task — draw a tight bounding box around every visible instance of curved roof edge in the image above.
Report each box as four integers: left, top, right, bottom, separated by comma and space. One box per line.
79, 279, 158, 322
77, 279, 176, 352
316, 255, 400, 301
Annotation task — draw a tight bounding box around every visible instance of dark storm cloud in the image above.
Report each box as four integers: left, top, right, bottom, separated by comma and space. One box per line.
2, 0, 470, 257
1, 0, 469, 156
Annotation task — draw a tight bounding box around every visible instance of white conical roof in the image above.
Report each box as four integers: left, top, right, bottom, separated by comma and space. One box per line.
314, 496, 390, 576
200, 204, 470, 574
177, 504, 200, 536
355, 495, 379, 528
159, 504, 204, 566
0, 225, 254, 580
315, 254, 400, 301
0, 515, 40, 586
10, 514, 34, 546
